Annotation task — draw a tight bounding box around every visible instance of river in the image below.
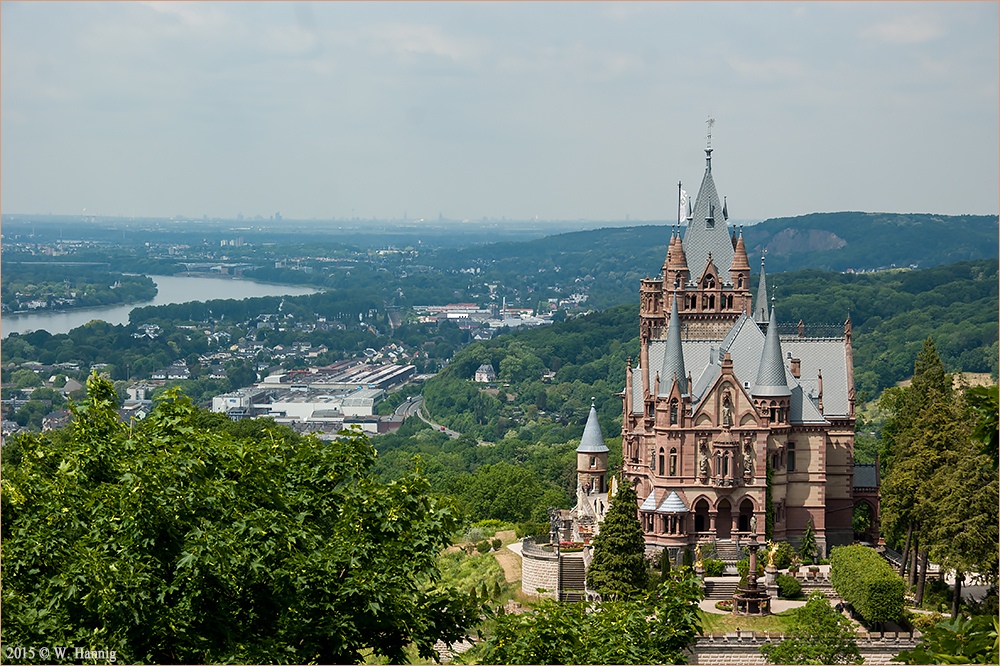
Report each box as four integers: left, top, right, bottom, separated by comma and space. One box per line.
2, 275, 320, 338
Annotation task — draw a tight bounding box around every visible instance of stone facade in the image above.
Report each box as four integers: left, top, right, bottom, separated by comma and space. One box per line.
621, 143, 865, 556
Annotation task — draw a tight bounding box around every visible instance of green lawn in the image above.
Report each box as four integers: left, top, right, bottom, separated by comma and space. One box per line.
699, 608, 800, 634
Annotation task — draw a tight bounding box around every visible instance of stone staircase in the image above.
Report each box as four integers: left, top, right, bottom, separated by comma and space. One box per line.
714, 539, 741, 561
704, 578, 740, 600
559, 553, 587, 602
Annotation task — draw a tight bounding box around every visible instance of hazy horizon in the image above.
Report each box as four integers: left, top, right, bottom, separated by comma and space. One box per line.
3, 2, 997, 223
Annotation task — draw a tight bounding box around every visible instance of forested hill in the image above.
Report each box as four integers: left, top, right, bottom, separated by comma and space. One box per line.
742, 212, 998, 273
418, 259, 998, 446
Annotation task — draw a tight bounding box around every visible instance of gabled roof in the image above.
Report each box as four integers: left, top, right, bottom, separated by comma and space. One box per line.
657, 490, 689, 514
577, 404, 609, 453
681, 151, 735, 285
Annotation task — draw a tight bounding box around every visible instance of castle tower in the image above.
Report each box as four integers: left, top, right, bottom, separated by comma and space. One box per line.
621, 135, 859, 559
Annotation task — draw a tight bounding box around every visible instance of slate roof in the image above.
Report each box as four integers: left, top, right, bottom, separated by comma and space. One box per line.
680, 152, 735, 285
657, 490, 689, 514
577, 404, 609, 453
658, 295, 687, 396
754, 256, 769, 323
752, 306, 792, 397
854, 464, 879, 489
639, 489, 659, 511
630, 314, 848, 424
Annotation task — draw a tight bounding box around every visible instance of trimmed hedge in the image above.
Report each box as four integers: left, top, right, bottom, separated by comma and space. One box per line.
830, 545, 905, 624
776, 573, 802, 599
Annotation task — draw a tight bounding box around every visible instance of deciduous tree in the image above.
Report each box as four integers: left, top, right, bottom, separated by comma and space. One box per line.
2, 374, 478, 664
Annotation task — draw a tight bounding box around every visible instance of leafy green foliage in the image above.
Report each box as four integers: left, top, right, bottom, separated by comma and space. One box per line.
893, 615, 999, 664
585, 480, 649, 599
771, 541, 796, 570
880, 339, 998, 587
1, 262, 157, 313
760, 592, 863, 664
1, 374, 479, 664
702, 559, 726, 577
830, 545, 906, 625
478, 571, 704, 665
776, 574, 803, 600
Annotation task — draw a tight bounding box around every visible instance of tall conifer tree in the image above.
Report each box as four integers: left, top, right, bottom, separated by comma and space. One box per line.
585, 477, 648, 599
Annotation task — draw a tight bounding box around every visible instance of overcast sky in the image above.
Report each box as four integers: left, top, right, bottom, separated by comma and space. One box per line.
2, 2, 997, 223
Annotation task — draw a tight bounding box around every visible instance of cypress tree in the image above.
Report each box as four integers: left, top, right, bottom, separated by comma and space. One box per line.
585, 477, 648, 599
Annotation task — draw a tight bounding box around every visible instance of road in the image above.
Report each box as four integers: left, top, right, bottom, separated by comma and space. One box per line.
395, 396, 461, 439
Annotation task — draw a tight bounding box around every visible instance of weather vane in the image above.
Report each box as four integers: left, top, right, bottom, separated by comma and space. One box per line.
706, 116, 715, 150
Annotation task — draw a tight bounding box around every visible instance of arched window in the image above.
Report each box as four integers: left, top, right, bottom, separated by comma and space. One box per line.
669, 448, 678, 476
737, 274, 744, 289
658, 448, 665, 476
704, 275, 715, 289
670, 399, 678, 425
787, 443, 796, 472
722, 454, 729, 477
590, 455, 597, 468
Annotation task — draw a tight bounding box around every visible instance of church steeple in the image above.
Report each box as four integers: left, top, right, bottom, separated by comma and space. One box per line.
754, 256, 769, 324
753, 304, 791, 398
659, 294, 687, 396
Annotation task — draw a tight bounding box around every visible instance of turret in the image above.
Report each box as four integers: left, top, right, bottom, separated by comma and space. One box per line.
577, 401, 609, 495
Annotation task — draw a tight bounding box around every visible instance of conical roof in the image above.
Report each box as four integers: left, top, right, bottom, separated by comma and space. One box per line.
753, 304, 791, 397
639, 489, 658, 511
730, 230, 750, 274
658, 294, 687, 396
576, 403, 609, 453
754, 256, 769, 323
657, 490, 688, 514
681, 150, 734, 284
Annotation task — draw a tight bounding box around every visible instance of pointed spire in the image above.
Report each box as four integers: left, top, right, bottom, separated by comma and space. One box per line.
659, 294, 687, 396
754, 255, 769, 323
730, 229, 750, 276
753, 303, 791, 397
577, 401, 609, 453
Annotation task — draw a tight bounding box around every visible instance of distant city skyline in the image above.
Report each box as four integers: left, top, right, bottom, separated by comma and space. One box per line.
2, 2, 997, 223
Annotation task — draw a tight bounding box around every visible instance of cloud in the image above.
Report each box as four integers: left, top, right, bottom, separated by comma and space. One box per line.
498, 44, 644, 83
727, 56, 805, 84
364, 22, 485, 65
138, 1, 232, 32
859, 14, 946, 45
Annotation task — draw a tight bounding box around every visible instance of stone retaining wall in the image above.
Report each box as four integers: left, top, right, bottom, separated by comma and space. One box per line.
688, 633, 921, 665
520, 538, 559, 600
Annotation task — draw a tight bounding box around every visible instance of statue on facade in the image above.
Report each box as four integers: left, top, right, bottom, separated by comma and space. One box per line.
699, 441, 710, 477
749, 514, 757, 535
743, 440, 755, 478
721, 392, 733, 427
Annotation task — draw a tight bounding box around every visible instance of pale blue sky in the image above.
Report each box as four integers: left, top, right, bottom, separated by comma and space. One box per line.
2, 2, 997, 222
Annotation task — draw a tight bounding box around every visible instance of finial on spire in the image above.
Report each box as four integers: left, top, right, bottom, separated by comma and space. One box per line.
591, 397, 596, 407
705, 116, 715, 170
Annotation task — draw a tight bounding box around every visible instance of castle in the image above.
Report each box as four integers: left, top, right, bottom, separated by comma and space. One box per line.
612, 141, 871, 559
